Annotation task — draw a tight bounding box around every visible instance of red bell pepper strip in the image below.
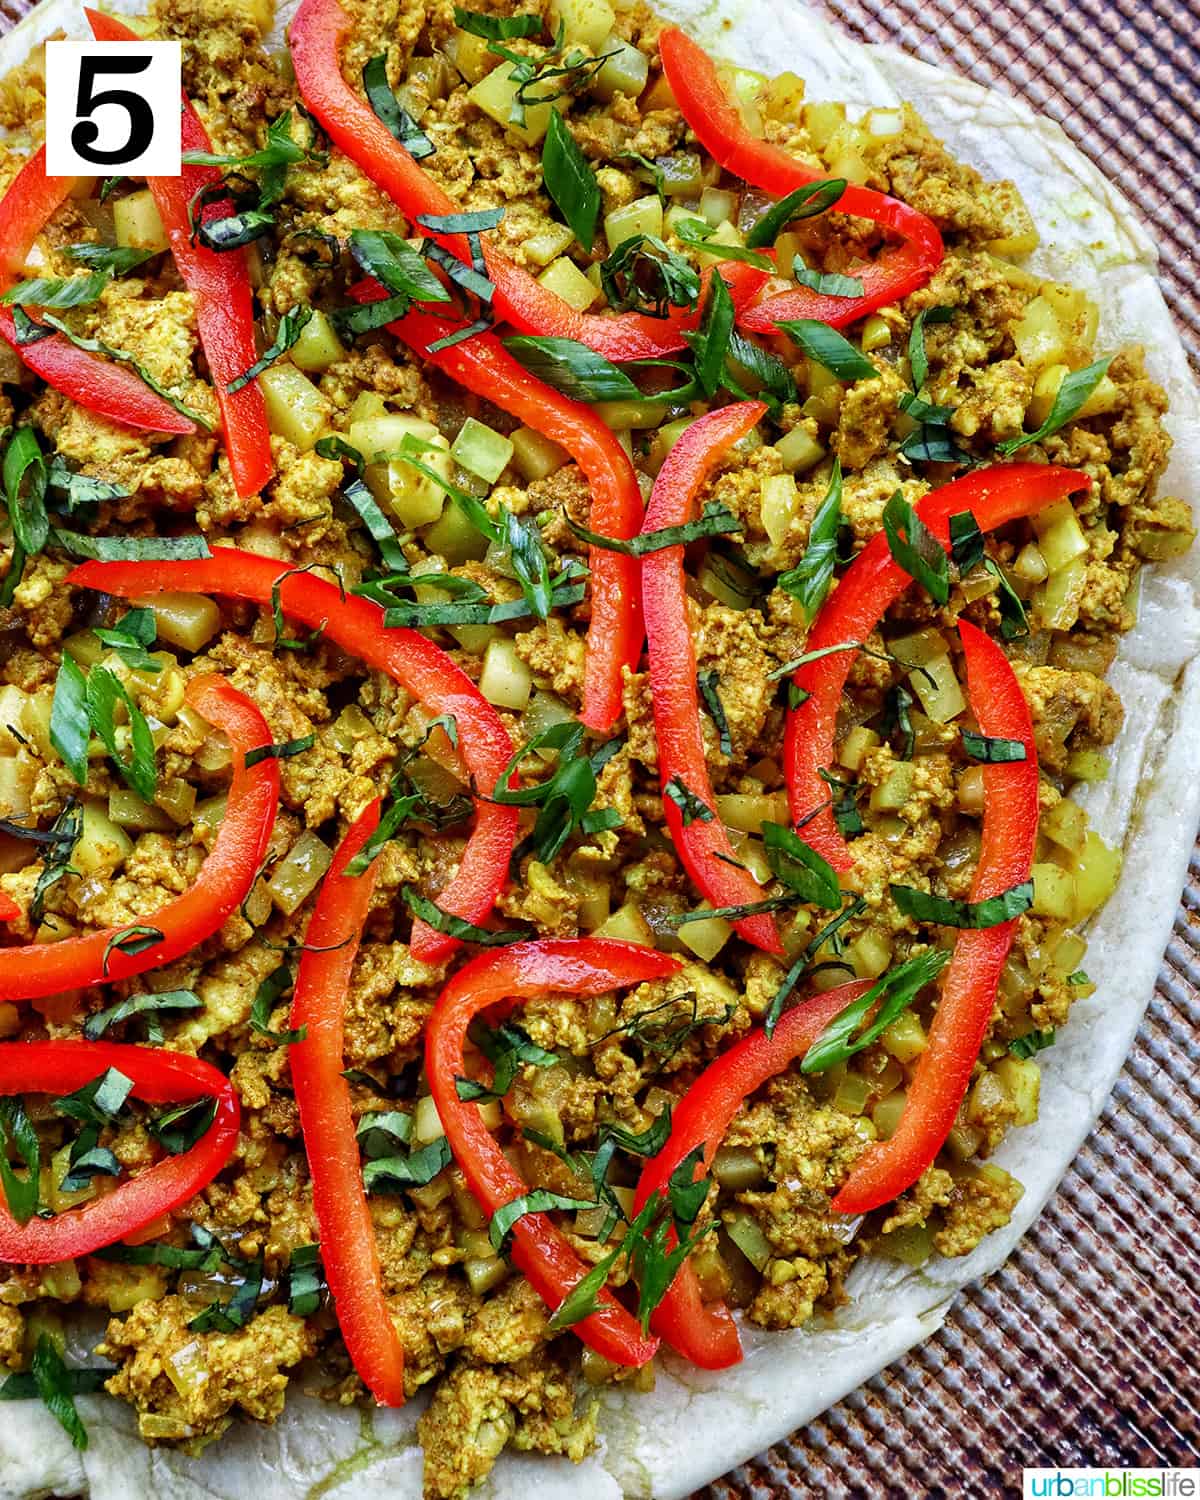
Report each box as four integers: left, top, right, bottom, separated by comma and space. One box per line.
0, 1039, 240, 1263
67, 551, 517, 964
832, 620, 1038, 1213
350, 290, 643, 735
426, 938, 681, 1366
288, 0, 769, 363
0, 892, 19, 922
0, 675, 278, 1002
0, 147, 197, 435
290, 799, 406, 1405
632, 977, 871, 1367
786, 462, 1089, 873
86, 11, 273, 498
659, 27, 944, 332
640, 402, 782, 954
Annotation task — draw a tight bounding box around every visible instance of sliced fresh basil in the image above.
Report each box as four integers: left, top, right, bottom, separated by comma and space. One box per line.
763, 894, 867, 1036
598, 232, 700, 317
725, 329, 797, 407
3, 426, 49, 557
949, 509, 984, 573
54, 1066, 133, 1124
744, 179, 847, 248
196, 210, 275, 253
800, 947, 951, 1072
402, 887, 527, 945
543, 110, 599, 252
355, 1109, 412, 1159
673, 218, 773, 270
25, 1336, 93, 1449
567, 500, 739, 557
961, 729, 1027, 763
362, 1135, 451, 1193
907, 305, 954, 392
243, 734, 315, 769
94, 607, 160, 672
881, 489, 949, 605
503, 335, 640, 401
84, 989, 201, 1044
761, 821, 841, 908
0, 1098, 39, 1224
488, 1189, 597, 1254
53, 531, 211, 562
890, 879, 1034, 928
777, 319, 877, 382
453, 7, 542, 39
227, 306, 313, 394
1, 273, 109, 309
63, 243, 156, 275
250, 962, 305, 1045
455, 1021, 558, 1104
698, 670, 732, 756
1010, 1028, 1055, 1058
149, 1097, 217, 1155
363, 52, 434, 159
50, 655, 89, 787
30, 799, 82, 927
997, 357, 1112, 457
682, 268, 735, 398
776, 457, 843, 622
664, 776, 713, 826
287, 1244, 323, 1315
792, 265, 865, 298
347, 229, 450, 306
101, 925, 163, 972
85, 664, 157, 802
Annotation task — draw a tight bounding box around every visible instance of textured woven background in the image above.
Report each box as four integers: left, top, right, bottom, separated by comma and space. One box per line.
0, 0, 1196, 1493
703, 0, 1200, 1493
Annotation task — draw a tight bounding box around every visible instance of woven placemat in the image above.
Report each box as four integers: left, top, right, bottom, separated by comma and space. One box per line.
702, 1, 1200, 1494
0, 0, 1196, 1494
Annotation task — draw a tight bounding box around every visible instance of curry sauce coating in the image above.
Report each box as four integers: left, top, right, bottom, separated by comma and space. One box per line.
0, 0, 1190, 1492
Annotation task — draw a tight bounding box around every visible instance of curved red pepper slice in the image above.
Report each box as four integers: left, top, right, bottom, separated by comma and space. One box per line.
632, 978, 871, 1366
832, 620, 1038, 1213
0, 892, 20, 922
290, 799, 406, 1405
659, 27, 944, 333
86, 11, 272, 498
0, 1039, 240, 1263
0, 674, 278, 1002
67, 552, 517, 964
786, 462, 1089, 873
0, 147, 197, 435
350, 291, 643, 735
288, 0, 769, 362
426, 938, 681, 1366
641, 402, 781, 954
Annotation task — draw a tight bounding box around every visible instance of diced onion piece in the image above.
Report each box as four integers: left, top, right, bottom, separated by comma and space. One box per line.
869, 760, 915, 812
725, 1212, 772, 1271
109, 788, 174, 832
838, 726, 878, 772
464, 1256, 510, 1296
1033, 554, 1087, 630
1032, 499, 1088, 573
909, 654, 966, 724
712, 1145, 765, 1190
266, 830, 333, 915
479, 638, 532, 711
871, 1090, 907, 1139
879, 1223, 932, 1266
698, 186, 738, 229
594, 398, 666, 432
832, 1072, 871, 1116
881, 1009, 926, 1063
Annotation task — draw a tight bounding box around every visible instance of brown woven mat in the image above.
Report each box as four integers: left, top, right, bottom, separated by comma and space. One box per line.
701, 1, 1200, 1494
1, 0, 1196, 1494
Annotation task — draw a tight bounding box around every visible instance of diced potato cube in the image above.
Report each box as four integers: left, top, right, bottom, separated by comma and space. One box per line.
838, 726, 879, 773
860, 314, 892, 352
1041, 797, 1087, 854
763, 70, 804, 120
677, 905, 733, 962
1033, 554, 1087, 631
538, 255, 599, 310
881, 1010, 927, 1063
468, 65, 556, 146
994, 1054, 1040, 1125
266, 830, 333, 916
908, 654, 965, 724
774, 426, 825, 475
803, 100, 846, 149
413, 1093, 445, 1144
1027, 363, 1069, 428
869, 760, 915, 812
289, 309, 345, 374
75, 800, 133, 876
692, 218, 746, 270
349, 411, 452, 529
134, 591, 221, 654
847, 927, 892, 979
1012, 294, 1067, 373
1032, 499, 1088, 572
591, 36, 649, 102
604, 194, 663, 253
550, 0, 616, 49
258, 363, 330, 452
759, 472, 798, 546
113, 189, 168, 252
1031, 861, 1076, 920
596, 900, 655, 946
509, 426, 568, 481
451, 417, 514, 484
0, 685, 29, 753
479, 638, 532, 710
522, 224, 575, 267
445, 27, 499, 84
1072, 830, 1121, 921
715, 791, 788, 832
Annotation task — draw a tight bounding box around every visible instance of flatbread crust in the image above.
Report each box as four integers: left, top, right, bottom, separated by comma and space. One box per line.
1, 1, 1197, 1496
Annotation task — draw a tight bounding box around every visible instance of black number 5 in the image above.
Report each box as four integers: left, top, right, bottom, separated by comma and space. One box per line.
70, 56, 155, 166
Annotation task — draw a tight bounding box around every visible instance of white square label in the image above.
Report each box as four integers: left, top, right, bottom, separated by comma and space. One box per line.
44, 41, 182, 177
